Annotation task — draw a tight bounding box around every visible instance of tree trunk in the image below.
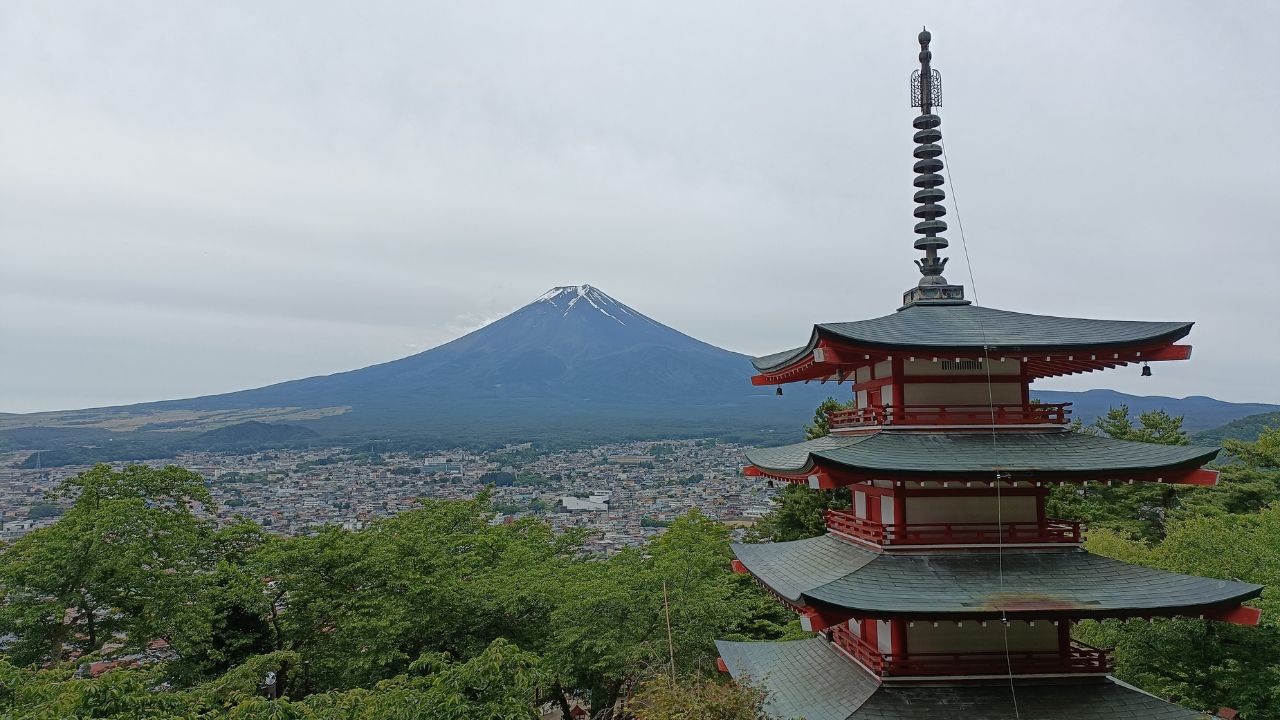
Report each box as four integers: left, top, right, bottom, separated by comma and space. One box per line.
82, 603, 97, 649
276, 660, 289, 700
268, 592, 285, 651
552, 684, 575, 720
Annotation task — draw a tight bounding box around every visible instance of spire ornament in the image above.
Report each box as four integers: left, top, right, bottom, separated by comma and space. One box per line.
901, 28, 969, 309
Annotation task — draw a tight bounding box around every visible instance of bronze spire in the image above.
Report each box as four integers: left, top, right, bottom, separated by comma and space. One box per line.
902, 28, 969, 309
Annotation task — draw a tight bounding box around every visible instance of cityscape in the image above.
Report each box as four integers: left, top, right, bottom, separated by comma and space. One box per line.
0, 439, 775, 553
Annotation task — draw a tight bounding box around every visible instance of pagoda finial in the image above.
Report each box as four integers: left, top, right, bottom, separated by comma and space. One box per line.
902, 27, 968, 309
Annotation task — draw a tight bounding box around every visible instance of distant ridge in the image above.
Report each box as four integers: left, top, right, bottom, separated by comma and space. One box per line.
1030, 389, 1280, 432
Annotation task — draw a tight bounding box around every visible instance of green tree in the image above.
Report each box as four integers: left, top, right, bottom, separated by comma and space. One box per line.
0, 464, 214, 664
1072, 423, 1280, 719
167, 521, 276, 684
630, 675, 775, 720
1048, 406, 1193, 540
253, 492, 579, 693
1, 640, 546, 720
543, 511, 760, 717
747, 485, 849, 543
805, 397, 857, 440
1093, 406, 1188, 445
1078, 506, 1280, 718
747, 398, 856, 543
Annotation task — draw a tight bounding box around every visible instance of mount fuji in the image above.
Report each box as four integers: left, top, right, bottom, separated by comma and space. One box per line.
4, 286, 829, 456
171, 284, 778, 409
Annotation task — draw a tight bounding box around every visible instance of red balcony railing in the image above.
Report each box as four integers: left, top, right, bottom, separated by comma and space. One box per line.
830, 624, 1110, 678
825, 510, 1082, 546
828, 403, 1071, 430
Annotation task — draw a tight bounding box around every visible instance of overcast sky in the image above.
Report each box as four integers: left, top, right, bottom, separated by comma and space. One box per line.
2, 1, 1277, 414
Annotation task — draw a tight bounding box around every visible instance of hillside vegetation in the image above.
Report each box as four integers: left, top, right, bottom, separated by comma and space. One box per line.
3, 406, 1278, 718
1193, 410, 1280, 445
0, 465, 794, 719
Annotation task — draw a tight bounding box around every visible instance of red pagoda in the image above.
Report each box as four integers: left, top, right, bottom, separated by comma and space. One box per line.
716, 30, 1263, 720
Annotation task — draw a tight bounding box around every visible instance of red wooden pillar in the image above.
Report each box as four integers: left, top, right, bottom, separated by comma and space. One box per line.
891, 356, 905, 410
891, 619, 908, 659
1057, 620, 1071, 658
893, 486, 907, 530
1035, 487, 1047, 529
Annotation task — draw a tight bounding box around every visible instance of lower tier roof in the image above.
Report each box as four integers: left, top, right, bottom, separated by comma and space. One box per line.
716, 637, 1203, 720
733, 535, 1261, 619
744, 430, 1219, 477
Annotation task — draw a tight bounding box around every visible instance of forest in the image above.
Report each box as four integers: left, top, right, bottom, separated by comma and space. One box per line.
1, 406, 1277, 719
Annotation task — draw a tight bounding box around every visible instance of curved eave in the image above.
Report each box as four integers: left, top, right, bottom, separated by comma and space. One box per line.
744, 432, 1221, 484
750, 306, 1195, 384
731, 535, 1263, 621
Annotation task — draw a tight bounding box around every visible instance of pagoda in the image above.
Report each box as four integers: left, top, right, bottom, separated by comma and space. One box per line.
715, 30, 1264, 720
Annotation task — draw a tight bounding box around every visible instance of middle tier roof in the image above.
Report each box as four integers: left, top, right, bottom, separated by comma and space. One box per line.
733, 535, 1262, 619
745, 430, 1219, 479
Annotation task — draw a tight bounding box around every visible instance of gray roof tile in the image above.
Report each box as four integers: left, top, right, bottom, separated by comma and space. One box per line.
715, 638, 879, 720
853, 681, 1206, 720
732, 535, 1262, 618
754, 304, 1192, 371
745, 431, 1219, 475
717, 638, 1207, 720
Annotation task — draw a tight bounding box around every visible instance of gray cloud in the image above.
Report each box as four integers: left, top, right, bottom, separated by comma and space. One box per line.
2, 1, 1277, 413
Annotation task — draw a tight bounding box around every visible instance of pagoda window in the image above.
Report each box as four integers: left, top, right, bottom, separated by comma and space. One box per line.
902, 381, 1022, 405
875, 619, 893, 654
905, 620, 1057, 655
879, 495, 896, 525
853, 490, 867, 518
873, 360, 893, 379
904, 494, 1036, 525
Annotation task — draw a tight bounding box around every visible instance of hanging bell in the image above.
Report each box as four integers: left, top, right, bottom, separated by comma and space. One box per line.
1141, 363, 1152, 377
776, 386, 784, 396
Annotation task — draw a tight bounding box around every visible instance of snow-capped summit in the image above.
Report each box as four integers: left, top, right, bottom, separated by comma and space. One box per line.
531, 285, 656, 327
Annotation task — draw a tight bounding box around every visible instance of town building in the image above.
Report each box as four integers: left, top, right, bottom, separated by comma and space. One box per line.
715, 30, 1264, 720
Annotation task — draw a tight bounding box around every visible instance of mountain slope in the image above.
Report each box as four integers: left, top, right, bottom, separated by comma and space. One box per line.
161, 285, 770, 410
30, 285, 824, 444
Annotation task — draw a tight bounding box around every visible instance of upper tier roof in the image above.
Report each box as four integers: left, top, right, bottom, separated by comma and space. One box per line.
716, 637, 1203, 720
745, 430, 1219, 478
753, 303, 1192, 373
732, 535, 1262, 619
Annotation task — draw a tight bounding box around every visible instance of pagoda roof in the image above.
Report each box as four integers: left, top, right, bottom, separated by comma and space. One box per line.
745, 430, 1219, 478
732, 535, 1262, 619
716, 637, 1202, 720
753, 303, 1191, 373
715, 638, 879, 720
